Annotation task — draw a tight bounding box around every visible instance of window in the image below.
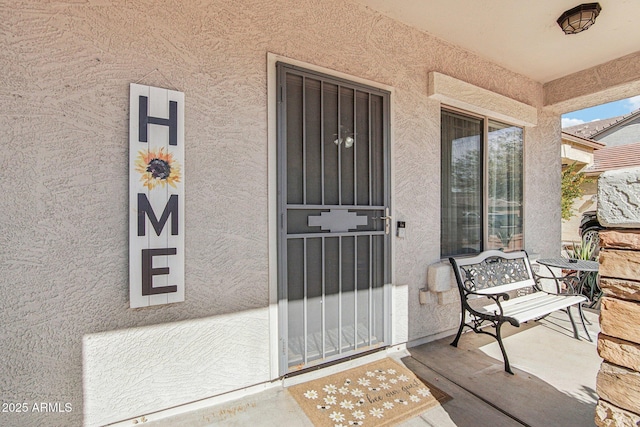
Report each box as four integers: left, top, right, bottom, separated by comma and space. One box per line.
441, 108, 523, 257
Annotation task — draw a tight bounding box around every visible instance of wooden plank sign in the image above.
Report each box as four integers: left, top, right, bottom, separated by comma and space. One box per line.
129, 84, 185, 308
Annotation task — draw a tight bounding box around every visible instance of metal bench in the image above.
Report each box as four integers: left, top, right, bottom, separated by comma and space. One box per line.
449, 250, 590, 374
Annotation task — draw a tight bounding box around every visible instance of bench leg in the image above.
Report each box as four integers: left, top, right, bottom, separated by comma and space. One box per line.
496, 321, 513, 375
577, 304, 592, 342
450, 311, 466, 347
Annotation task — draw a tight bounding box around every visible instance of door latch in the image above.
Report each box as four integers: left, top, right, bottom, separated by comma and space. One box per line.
374, 208, 392, 234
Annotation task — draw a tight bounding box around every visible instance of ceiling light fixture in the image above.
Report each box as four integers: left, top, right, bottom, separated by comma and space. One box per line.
557, 3, 602, 35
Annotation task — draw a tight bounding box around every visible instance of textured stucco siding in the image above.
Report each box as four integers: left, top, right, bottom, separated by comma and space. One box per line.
544, 51, 640, 113
83, 309, 270, 427
1, 1, 555, 426
524, 110, 564, 258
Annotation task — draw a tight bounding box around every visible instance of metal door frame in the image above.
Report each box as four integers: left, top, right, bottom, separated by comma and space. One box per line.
276, 62, 392, 375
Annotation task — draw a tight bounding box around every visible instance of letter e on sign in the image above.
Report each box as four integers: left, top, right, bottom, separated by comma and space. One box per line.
129, 84, 185, 308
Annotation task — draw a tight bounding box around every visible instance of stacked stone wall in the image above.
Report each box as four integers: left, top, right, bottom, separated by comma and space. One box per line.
595, 168, 640, 427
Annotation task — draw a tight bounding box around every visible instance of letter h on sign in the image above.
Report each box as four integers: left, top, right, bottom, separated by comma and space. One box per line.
138, 95, 178, 146
129, 84, 185, 308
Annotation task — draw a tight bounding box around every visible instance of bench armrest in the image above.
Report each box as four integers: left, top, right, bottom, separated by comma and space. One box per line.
462, 289, 511, 319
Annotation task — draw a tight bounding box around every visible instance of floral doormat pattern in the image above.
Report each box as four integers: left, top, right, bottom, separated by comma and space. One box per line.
288, 358, 450, 427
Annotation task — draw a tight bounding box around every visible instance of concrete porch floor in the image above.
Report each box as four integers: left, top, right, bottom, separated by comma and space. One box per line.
140, 310, 601, 427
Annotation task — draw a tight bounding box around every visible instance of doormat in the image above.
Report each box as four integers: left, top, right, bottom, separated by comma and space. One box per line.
288, 358, 450, 426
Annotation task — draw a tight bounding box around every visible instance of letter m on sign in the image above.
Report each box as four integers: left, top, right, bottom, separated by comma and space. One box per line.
129, 84, 185, 308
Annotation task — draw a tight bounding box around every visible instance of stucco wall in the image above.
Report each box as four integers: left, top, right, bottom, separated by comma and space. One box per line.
1, 1, 554, 426
524, 110, 564, 256
543, 51, 640, 113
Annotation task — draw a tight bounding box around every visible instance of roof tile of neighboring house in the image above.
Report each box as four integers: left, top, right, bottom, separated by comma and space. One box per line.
584, 141, 640, 174
561, 131, 606, 149
564, 108, 640, 139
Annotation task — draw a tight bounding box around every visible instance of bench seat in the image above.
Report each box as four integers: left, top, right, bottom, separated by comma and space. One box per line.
479, 291, 587, 325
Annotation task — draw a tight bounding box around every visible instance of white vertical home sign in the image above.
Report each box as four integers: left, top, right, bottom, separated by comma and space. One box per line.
129, 84, 185, 308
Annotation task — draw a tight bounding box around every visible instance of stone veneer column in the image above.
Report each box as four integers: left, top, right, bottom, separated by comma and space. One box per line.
594, 168, 640, 427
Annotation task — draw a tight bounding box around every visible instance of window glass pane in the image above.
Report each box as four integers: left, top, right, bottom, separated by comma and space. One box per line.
487, 121, 523, 251
441, 110, 482, 257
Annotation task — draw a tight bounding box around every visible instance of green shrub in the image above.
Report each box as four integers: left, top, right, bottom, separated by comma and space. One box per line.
561, 162, 592, 221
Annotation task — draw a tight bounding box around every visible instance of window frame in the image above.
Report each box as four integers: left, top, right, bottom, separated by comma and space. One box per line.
441, 106, 525, 258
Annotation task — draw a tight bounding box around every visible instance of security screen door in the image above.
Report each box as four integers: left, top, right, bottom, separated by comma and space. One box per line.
277, 63, 391, 374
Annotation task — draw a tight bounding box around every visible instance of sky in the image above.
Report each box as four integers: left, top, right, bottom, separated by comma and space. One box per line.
561, 95, 640, 128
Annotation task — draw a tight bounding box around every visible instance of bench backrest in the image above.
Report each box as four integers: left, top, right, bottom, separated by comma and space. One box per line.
449, 250, 536, 296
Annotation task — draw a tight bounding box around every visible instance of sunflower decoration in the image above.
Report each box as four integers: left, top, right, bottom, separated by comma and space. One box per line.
135, 147, 182, 190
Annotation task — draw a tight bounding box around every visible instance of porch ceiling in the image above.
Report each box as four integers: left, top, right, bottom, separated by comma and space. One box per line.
353, 0, 640, 84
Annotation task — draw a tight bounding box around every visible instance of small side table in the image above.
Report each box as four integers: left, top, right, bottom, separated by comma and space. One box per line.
536, 258, 600, 308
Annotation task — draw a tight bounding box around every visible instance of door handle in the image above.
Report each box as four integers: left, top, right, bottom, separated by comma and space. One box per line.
373, 208, 392, 234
